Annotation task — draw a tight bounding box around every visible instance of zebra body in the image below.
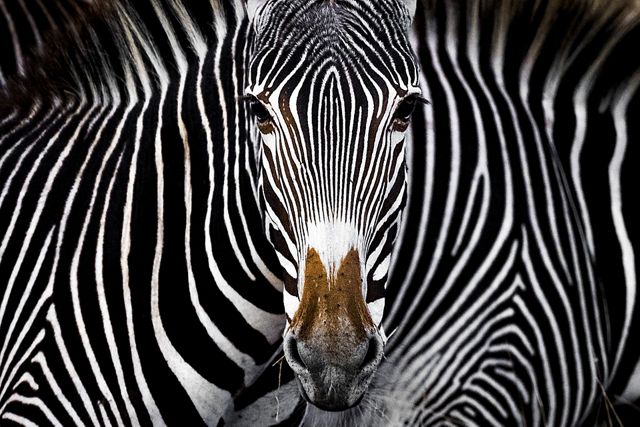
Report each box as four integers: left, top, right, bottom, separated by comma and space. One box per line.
1, 0, 286, 424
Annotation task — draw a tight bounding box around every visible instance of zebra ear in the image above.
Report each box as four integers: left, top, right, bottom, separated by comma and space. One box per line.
246, 0, 268, 21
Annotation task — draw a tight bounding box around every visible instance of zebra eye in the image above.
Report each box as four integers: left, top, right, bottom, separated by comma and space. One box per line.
396, 97, 417, 120
391, 95, 425, 132
249, 98, 274, 133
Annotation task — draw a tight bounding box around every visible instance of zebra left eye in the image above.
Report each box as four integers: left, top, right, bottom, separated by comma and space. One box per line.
249, 98, 275, 133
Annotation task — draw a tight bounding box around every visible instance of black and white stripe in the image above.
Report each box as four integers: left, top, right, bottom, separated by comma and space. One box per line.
1, 0, 285, 424
246, 0, 420, 329
375, 1, 640, 425
232, 0, 640, 425
2, 0, 640, 425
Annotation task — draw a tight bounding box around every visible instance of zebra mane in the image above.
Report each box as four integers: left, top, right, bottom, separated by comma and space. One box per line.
1, 0, 110, 105
0, 0, 240, 111
3, 0, 639, 113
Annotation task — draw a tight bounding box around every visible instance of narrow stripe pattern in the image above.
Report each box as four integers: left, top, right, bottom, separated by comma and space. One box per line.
372, 1, 640, 425
0, 0, 285, 424
246, 0, 419, 325
0, 0, 639, 426
234, 0, 640, 425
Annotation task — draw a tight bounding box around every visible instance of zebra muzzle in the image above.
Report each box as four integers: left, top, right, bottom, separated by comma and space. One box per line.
283, 248, 384, 411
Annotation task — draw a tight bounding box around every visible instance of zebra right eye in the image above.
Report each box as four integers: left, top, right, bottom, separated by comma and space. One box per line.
249, 99, 274, 133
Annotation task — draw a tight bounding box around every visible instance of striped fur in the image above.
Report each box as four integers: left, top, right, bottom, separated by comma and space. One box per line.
245, 0, 422, 411
248, 0, 419, 323
1, 0, 640, 425
235, 0, 640, 425
0, 0, 284, 424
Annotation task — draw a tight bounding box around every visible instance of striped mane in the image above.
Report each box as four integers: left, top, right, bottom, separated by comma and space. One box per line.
1, 0, 229, 110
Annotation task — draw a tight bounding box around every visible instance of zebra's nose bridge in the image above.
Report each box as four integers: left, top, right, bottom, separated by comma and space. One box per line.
283, 247, 383, 410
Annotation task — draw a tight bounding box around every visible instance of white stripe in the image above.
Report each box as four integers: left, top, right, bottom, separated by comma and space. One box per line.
33, 349, 85, 426
608, 72, 640, 380
47, 307, 101, 425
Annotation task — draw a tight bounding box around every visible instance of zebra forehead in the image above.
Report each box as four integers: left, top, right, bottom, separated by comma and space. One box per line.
253, 0, 413, 57
272, 70, 395, 111
258, 0, 409, 31
249, 0, 419, 95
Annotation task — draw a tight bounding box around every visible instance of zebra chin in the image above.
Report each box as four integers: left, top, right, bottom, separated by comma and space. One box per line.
282, 247, 384, 411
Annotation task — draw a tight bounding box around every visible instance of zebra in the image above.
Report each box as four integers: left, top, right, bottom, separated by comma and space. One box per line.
0, 0, 93, 89
0, 0, 422, 423
1, 1, 639, 427
232, 0, 640, 425
376, 0, 640, 424
0, 0, 288, 424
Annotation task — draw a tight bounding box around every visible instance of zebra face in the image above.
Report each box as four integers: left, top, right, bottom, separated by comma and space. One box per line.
246, 0, 419, 411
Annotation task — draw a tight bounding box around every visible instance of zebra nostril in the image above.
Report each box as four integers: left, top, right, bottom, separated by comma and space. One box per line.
291, 342, 305, 368
284, 335, 307, 371
359, 335, 381, 369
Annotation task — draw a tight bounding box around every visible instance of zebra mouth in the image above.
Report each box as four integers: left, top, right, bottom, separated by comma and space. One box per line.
295, 374, 367, 412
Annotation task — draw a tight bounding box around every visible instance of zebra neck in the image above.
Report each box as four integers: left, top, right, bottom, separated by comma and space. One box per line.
383, 1, 640, 424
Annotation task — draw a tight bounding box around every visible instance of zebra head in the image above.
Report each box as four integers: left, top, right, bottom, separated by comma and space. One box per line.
246, 0, 420, 411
